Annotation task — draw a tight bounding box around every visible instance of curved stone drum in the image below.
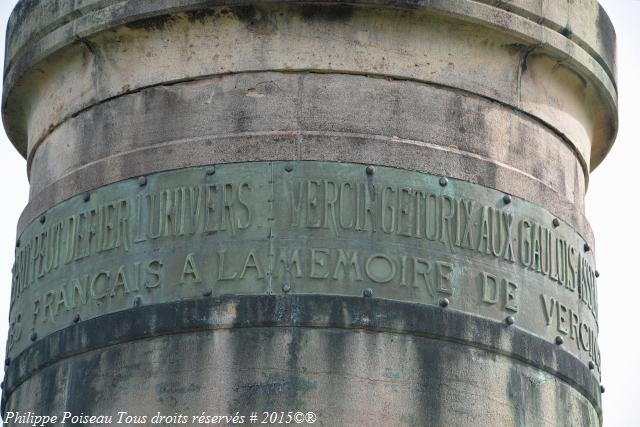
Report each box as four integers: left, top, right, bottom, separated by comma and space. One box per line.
2, 1, 617, 425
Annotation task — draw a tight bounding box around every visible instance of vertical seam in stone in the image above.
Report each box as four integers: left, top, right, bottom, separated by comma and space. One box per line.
267, 161, 275, 295
517, 44, 543, 104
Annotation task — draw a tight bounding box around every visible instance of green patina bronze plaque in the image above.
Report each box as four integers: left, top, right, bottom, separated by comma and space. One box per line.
8, 162, 599, 370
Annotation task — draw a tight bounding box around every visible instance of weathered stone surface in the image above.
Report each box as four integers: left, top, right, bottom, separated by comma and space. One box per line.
24, 73, 591, 241
4, 296, 602, 427
2, 1, 617, 426
4, 2, 616, 172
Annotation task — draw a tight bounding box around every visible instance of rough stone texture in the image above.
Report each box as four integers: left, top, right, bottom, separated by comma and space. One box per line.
23, 72, 591, 240
4, 296, 603, 426
7, 328, 599, 427
1, 1, 617, 426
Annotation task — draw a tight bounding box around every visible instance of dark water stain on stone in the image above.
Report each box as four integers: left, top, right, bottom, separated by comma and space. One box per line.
125, 14, 177, 32
416, 338, 445, 426
64, 352, 105, 417
595, 5, 617, 78
300, 4, 355, 22
7, 0, 43, 36
232, 4, 258, 23
507, 366, 526, 426
186, 8, 217, 25
231, 5, 278, 36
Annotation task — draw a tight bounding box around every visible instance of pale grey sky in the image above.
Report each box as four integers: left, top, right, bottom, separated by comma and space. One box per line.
0, 1, 637, 425
585, 1, 640, 425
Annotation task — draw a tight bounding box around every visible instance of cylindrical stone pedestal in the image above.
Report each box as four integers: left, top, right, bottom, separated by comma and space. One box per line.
2, 1, 617, 426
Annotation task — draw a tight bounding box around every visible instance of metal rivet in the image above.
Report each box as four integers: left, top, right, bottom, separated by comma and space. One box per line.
138, 176, 147, 187
133, 296, 142, 307
30, 332, 37, 342
206, 167, 216, 176
202, 289, 213, 297
366, 166, 375, 176
439, 177, 448, 187
39, 215, 46, 224
73, 313, 81, 323
503, 195, 512, 204
83, 192, 91, 202
363, 288, 373, 298
282, 284, 291, 293
15, 239, 20, 248
595, 270, 600, 278
439, 298, 450, 308
552, 218, 560, 228
284, 165, 293, 173
584, 243, 591, 252
588, 361, 595, 370
600, 385, 605, 394
555, 336, 564, 345
505, 316, 515, 325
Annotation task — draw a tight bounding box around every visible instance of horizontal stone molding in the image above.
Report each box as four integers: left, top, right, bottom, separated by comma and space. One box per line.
3, 1, 617, 176
21, 72, 592, 242
5, 0, 617, 89
2, 295, 602, 421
